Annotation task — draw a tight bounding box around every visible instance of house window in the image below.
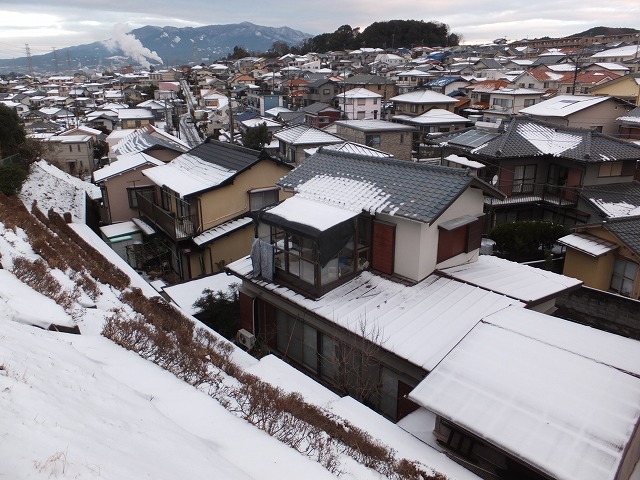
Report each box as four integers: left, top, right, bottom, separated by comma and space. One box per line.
437, 216, 483, 264
524, 99, 536, 107
160, 186, 172, 211
599, 162, 623, 177
176, 198, 190, 218
68, 145, 73, 152
249, 188, 279, 211
127, 186, 154, 208
276, 310, 318, 373
357, 111, 366, 119
512, 164, 536, 193
366, 134, 381, 147
373, 98, 378, 105
611, 257, 637, 297
323, 88, 330, 95
492, 98, 513, 109
410, 104, 417, 113
357, 98, 366, 106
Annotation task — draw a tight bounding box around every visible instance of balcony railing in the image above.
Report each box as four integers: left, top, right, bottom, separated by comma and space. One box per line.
136, 193, 199, 241
485, 183, 580, 207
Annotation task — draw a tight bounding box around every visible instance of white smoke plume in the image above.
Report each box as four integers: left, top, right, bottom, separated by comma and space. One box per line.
103, 23, 163, 68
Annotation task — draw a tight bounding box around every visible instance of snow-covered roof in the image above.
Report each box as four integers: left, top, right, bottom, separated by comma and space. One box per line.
240, 117, 282, 129
581, 182, 640, 218
393, 108, 468, 125
557, 232, 618, 257
444, 154, 484, 169
409, 306, 640, 480
439, 255, 581, 304
112, 125, 190, 156
390, 90, 457, 104
519, 95, 611, 117
273, 125, 343, 146
306, 141, 393, 158
592, 44, 640, 59
265, 196, 360, 232
162, 273, 240, 315
192, 216, 254, 246
143, 153, 236, 198
92, 152, 164, 182
229, 256, 522, 371
99, 220, 141, 240
118, 108, 155, 120
336, 87, 383, 99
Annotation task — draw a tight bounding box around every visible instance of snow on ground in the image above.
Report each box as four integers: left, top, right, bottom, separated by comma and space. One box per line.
0, 162, 481, 479
19, 160, 101, 223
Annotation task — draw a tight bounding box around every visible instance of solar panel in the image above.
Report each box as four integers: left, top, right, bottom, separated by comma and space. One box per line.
449, 130, 499, 148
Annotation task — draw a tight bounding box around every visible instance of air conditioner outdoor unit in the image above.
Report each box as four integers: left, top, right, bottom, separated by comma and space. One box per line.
237, 329, 256, 349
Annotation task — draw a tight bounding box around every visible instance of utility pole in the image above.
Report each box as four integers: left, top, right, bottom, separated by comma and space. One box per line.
227, 89, 235, 145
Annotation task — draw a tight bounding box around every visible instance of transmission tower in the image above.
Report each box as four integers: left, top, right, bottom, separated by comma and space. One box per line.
25, 44, 34, 77
53, 47, 60, 73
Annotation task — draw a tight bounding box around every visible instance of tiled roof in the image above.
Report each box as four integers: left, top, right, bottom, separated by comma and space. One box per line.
605, 216, 640, 256
441, 118, 640, 163
581, 182, 640, 218
277, 149, 492, 224
112, 125, 190, 156
273, 124, 343, 145
390, 90, 457, 105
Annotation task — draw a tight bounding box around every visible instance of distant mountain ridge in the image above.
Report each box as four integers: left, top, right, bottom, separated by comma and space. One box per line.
0, 22, 312, 74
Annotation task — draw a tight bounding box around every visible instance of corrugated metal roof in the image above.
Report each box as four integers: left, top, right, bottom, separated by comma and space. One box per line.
409, 306, 640, 480
192, 216, 253, 246
228, 256, 522, 371
557, 232, 618, 257
439, 255, 581, 304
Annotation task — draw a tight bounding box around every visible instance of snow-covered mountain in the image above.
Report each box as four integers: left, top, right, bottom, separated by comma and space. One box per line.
0, 22, 311, 73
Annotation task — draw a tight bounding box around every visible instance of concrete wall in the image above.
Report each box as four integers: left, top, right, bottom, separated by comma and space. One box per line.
102, 166, 156, 223
555, 286, 640, 340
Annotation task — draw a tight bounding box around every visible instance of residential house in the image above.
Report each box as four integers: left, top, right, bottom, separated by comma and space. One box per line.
40, 134, 96, 176
392, 108, 469, 135
336, 88, 383, 120
437, 117, 640, 227
118, 108, 155, 129
227, 150, 581, 423
273, 124, 343, 164
618, 106, 640, 140
92, 152, 165, 225
482, 87, 545, 123
303, 102, 341, 128
589, 73, 640, 105
590, 44, 640, 64
135, 140, 293, 280
245, 90, 287, 117
343, 74, 395, 101
463, 80, 512, 110
389, 89, 458, 117
407, 305, 640, 480
395, 70, 434, 94
108, 125, 190, 162
559, 215, 640, 299
303, 78, 342, 105
333, 119, 415, 160
519, 95, 635, 136
556, 70, 620, 95
424, 76, 471, 96
512, 68, 564, 91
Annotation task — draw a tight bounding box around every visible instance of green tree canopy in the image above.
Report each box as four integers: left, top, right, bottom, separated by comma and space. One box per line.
0, 163, 28, 196
0, 104, 26, 159
242, 123, 270, 151
489, 220, 568, 262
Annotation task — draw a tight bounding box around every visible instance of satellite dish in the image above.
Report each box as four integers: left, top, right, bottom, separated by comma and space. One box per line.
491, 175, 499, 186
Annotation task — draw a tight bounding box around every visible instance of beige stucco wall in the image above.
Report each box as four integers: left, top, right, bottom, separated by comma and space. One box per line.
563, 248, 616, 291
196, 161, 291, 232
103, 166, 156, 223
592, 79, 640, 105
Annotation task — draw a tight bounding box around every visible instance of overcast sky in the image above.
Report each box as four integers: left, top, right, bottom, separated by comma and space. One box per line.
0, 0, 638, 59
